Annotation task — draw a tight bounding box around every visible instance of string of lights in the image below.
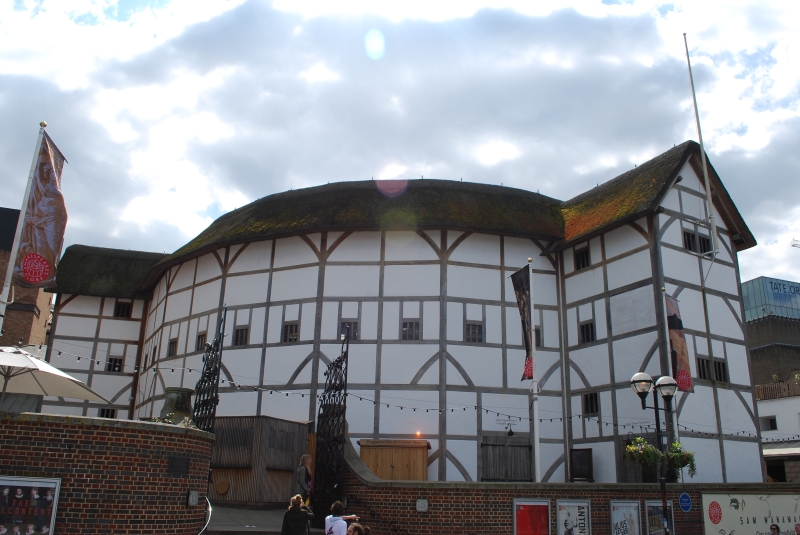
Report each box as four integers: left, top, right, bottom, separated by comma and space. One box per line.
44, 343, 797, 442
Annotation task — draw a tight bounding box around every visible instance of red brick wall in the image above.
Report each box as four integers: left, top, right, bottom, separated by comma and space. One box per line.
341, 469, 800, 535
0, 249, 51, 347
0, 413, 214, 534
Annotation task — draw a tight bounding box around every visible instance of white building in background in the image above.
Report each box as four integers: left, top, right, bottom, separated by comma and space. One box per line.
44, 140, 764, 483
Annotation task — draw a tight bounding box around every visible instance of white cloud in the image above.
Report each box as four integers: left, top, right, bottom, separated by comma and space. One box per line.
300, 63, 341, 83
378, 163, 407, 180
475, 141, 521, 166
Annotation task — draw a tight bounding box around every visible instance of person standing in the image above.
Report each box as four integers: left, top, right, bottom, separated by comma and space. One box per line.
347, 523, 371, 535
294, 454, 314, 504
325, 501, 358, 535
280, 494, 314, 535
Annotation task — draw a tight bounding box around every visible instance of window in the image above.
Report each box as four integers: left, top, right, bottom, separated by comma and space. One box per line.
195, 333, 207, 352
402, 321, 420, 340
535, 327, 542, 348
465, 322, 483, 343
683, 231, 697, 252
698, 235, 712, 254
283, 323, 299, 343
167, 339, 177, 358
574, 247, 590, 270
233, 328, 249, 346
106, 357, 123, 373
760, 416, 778, 431
579, 321, 596, 345
113, 301, 132, 318
697, 356, 728, 382
340, 321, 358, 341
583, 392, 599, 417
99, 408, 117, 419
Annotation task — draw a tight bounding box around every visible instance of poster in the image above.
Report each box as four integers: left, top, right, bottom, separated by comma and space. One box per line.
515, 499, 550, 535
612, 501, 642, 535
646, 501, 674, 535
558, 500, 591, 535
702, 493, 800, 535
0, 476, 60, 535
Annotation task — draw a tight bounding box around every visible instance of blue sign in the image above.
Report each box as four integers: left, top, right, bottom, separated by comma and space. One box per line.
679, 492, 692, 512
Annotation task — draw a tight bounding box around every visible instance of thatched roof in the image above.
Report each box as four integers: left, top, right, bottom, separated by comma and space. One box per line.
50, 245, 167, 299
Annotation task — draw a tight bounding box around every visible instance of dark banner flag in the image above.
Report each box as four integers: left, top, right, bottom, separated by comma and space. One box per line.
511, 265, 534, 380
665, 295, 693, 392
11, 131, 68, 288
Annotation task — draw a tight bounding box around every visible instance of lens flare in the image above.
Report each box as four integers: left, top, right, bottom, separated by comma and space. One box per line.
365, 30, 385, 60
376, 179, 408, 198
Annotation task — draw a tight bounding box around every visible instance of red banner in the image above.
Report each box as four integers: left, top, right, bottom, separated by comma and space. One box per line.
11, 131, 67, 288
665, 295, 693, 392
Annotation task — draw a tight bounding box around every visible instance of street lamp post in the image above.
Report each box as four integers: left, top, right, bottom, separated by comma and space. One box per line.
630, 372, 678, 535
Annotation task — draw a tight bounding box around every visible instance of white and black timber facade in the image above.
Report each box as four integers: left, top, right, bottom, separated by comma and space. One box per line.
43, 140, 764, 483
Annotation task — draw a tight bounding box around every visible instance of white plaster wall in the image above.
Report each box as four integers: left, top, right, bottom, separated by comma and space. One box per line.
538, 396, 564, 439
272, 267, 319, 301
57, 315, 98, 337
482, 393, 529, 432
567, 308, 578, 346
327, 231, 381, 262
610, 286, 656, 336
228, 240, 272, 274
378, 390, 439, 434
449, 233, 500, 265
717, 388, 757, 436
506, 307, 522, 346
660, 188, 680, 212
605, 224, 649, 260
758, 397, 800, 440
680, 437, 723, 483
504, 237, 550, 271
584, 441, 616, 483
678, 385, 718, 431
383, 302, 400, 340
570, 344, 610, 386
706, 295, 744, 340
543, 310, 559, 348
607, 250, 652, 291
449, 345, 503, 387
263, 344, 314, 384
346, 344, 377, 384
170, 261, 196, 292
447, 440, 477, 481
486, 305, 501, 344
384, 265, 440, 296
195, 253, 222, 283
98, 318, 141, 341
541, 442, 566, 482
660, 218, 683, 248
661, 248, 701, 286
423, 301, 439, 340
380, 344, 438, 384
385, 231, 438, 261
273, 236, 318, 268
594, 299, 607, 339
447, 302, 462, 341
261, 390, 311, 422
346, 389, 376, 434
447, 265, 500, 301
324, 265, 380, 297
447, 391, 477, 435
612, 332, 658, 384
191, 279, 222, 315
300, 303, 316, 341
225, 272, 270, 306
60, 295, 101, 315
566, 267, 604, 304
361, 302, 378, 340
723, 441, 763, 482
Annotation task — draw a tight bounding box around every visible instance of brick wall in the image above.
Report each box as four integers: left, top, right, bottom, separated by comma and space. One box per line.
341, 458, 800, 535
0, 413, 214, 534
0, 249, 51, 347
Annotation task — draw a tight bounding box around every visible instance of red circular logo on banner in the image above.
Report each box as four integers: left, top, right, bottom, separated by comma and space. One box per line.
708, 501, 722, 524
22, 252, 50, 283
676, 370, 692, 391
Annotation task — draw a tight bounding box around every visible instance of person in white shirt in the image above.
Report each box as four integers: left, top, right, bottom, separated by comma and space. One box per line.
324, 501, 358, 535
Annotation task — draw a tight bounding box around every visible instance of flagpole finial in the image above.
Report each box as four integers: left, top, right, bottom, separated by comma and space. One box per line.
39, 121, 47, 128
527, 257, 532, 263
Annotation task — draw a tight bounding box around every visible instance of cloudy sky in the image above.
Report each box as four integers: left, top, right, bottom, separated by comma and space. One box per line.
1, 0, 798, 282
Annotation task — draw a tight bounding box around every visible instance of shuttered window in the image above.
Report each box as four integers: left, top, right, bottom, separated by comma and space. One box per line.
480, 435, 532, 482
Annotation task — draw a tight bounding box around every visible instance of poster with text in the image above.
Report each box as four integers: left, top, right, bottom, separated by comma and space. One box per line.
646, 501, 674, 535
612, 501, 642, 535
0, 476, 61, 535
558, 500, 591, 535
515, 499, 550, 535
701, 493, 800, 535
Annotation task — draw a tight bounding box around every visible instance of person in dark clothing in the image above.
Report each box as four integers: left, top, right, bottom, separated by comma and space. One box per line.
281, 494, 314, 535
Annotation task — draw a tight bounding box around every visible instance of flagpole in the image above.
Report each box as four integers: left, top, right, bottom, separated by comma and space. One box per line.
0, 122, 46, 337
661, 288, 681, 477
529, 257, 541, 482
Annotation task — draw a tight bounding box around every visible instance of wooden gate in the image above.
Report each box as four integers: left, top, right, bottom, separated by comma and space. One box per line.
359, 439, 430, 480
480, 433, 532, 482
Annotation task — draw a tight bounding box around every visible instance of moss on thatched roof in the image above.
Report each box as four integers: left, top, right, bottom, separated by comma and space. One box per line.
52, 245, 168, 299
146, 179, 563, 277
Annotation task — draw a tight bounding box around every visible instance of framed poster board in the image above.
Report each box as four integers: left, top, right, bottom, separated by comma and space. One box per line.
701, 493, 800, 535
558, 500, 591, 535
611, 501, 642, 535
645, 500, 674, 535
569, 448, 594, 482
0, 476, 61, 535
514, 499, 550, 535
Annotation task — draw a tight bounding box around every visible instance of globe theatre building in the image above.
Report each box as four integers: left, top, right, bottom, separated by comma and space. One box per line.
44, 141, 763, 483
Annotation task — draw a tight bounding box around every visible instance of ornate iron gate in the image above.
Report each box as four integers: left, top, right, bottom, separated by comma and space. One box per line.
192, 306, 227, 434
311, 326, 350, 527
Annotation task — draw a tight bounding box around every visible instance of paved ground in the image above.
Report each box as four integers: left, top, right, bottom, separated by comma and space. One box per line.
205, 504, 324, 535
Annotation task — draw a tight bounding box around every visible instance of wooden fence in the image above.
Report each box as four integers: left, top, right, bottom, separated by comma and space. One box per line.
756, 380, 800, 400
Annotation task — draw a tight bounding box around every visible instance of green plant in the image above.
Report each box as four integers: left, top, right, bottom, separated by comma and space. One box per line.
625, 437, 662, 470
665, 442, 697, 477
625, 437, 697, 478
150, 413, 198, 429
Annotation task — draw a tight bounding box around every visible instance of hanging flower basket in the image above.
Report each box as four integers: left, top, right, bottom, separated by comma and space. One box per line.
624, 437, 662, 470
665, 442, 697, 477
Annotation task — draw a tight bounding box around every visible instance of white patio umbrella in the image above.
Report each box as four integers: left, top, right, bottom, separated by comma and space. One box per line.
0, 346, 109, 408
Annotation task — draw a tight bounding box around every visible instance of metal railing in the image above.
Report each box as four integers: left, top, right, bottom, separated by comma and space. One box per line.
756, 380, 800, 401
